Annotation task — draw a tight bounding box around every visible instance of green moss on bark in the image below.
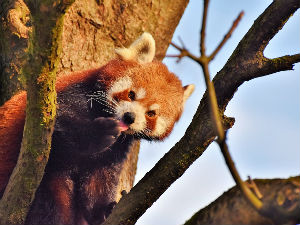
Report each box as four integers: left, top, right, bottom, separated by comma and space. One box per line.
0, 1, 75, 224
0, 0, 30, 105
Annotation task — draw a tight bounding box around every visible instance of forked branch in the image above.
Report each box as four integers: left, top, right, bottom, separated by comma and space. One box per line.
171, 0, 300, 219
173, 0, 263, 212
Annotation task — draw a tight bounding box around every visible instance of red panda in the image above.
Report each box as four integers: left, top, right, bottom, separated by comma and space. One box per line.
0, 33, 194, 225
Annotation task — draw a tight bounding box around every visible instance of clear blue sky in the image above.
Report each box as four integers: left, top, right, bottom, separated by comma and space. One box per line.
135, 1, 299, 225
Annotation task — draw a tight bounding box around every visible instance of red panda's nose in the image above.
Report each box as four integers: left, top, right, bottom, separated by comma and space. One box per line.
122, 112, 135, 125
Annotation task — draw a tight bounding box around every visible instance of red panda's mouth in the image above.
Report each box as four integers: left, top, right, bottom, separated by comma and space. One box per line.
118, 120, 129, 132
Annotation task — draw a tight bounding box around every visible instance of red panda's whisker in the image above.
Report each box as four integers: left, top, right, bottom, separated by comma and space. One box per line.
102, 109, 115, 115
140, 129, 152, 140
93, 91, 120, 107
88, 98, 116, 114
88, 93, 119, 108
110, 99, 119, 107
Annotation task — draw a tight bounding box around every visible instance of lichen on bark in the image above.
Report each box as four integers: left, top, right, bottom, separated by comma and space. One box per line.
0, 1, 75, 224
0, 0, 31, 105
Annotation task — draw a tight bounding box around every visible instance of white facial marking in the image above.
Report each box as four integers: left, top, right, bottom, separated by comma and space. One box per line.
152, 116, 169, 137
136, 88, 146, 100
108, 76, 132, 101
149, 103, 160, 111
115, 101, 146, 132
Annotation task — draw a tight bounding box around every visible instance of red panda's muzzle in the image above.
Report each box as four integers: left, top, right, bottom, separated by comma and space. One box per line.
118, 112, 135, 132
118, 120, 129, 132
122, 112, 135, 125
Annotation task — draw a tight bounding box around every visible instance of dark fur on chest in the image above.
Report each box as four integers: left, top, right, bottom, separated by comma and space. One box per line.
25, 81, 136, 225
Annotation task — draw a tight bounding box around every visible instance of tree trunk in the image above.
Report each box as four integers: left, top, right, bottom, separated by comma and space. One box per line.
0, 0, 75, 224
0, 0, 30, 105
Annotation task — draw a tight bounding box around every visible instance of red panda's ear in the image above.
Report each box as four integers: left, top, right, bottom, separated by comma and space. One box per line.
115, 32, 155, 64
183, 84, 195, 104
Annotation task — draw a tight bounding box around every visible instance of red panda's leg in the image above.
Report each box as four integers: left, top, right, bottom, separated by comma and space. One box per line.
86, 117, 121, 153
77, 168, 117, 225
48, 174, 75, 225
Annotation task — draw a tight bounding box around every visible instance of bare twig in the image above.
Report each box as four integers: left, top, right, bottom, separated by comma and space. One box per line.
209, 11, 244, 61
171, 0, 263, 213
201, 63, 224, 140
170, 42, 199, 62
178, 36, 187, 50
217, 135, 263, 209
198, 0, 262, 212
200, 0, 209, 56
247, 176, 263, 199
170, 0, 300, 218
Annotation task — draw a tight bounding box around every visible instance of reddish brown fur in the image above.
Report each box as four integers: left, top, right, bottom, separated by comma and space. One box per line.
119, 60, 184, 139
112, 90, 131, 102
0, 60, 141, 196
126, 61, 184, 123
0, 92, 26, 196
96, 60, 137, 88
146, 116, 157, 133
0, 67, 107, 196
49, 175, 74, 224
0, 59, 185, 197
104, 60, 185, 139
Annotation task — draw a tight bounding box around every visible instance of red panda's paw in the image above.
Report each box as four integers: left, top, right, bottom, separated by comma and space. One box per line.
83, 201, 117, 225
93, 117, 122, 136
88, 117, 122, 151
104, 201, 117, 220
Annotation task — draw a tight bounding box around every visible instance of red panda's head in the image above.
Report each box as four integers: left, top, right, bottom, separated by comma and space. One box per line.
97, 33, 194, 140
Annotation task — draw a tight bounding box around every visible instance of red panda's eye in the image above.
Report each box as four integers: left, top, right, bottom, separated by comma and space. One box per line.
128, 91, 136, 101
146, 110, 156, 117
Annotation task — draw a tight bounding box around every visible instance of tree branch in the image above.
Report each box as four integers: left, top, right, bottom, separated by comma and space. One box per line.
0, 1, 75, 224
200, 0, 209, 56
234, 0, 300, 57
170, 42, 199, 62
179, 0, 262, 213
218, 135, 263, 210
183, 177, 300, 225
257, 54, 300, 78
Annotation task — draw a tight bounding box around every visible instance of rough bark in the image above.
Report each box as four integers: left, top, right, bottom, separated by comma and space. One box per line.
58, 0, 189, 73
0, 0, 190, 224
0, 0, 189, 104
101, 0, 300, 224
0, 0, 30, 105
0, 1, 75, 224
183, 176, 300, 225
